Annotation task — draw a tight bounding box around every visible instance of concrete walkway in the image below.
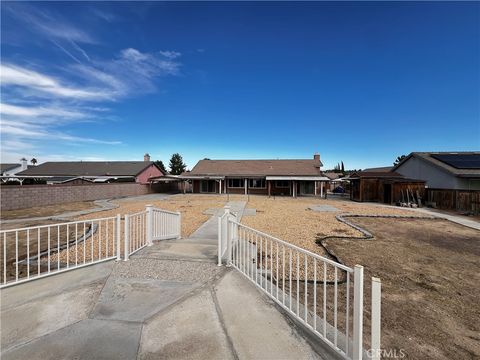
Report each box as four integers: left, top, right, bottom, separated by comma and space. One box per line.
1, 201, 324, 360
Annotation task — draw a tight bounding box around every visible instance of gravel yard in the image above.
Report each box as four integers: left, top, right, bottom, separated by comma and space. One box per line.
241, 196, 418, 258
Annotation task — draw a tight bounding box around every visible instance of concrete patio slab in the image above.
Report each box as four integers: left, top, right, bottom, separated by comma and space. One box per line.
309, 205, 339, 212
1, 261, 114, 310
1, 281, 104, 351
91, 277, 197, 322
2, 318, 142, 360
138, 289, 234, 360
215, 271, 322, 360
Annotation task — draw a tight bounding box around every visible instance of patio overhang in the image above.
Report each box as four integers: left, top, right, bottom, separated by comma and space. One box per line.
265, 176, 330, 181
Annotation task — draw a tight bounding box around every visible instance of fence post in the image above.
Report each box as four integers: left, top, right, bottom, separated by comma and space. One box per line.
353, 265, 364, 360
124, 214, 129, 261
224, 206, 232, 267
116, 214, 121, 261
176, 212, 182, 239
371, 277, 382, 360
146, 205, 153, 246
218, 215, 222, 266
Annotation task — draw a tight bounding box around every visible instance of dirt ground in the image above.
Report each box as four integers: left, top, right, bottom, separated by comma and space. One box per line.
0, 201, 96, 220
325, 218, 480, 360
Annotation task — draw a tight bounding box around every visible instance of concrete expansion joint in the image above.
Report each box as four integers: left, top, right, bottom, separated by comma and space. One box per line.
210, 285, 240, 360
141, 267, 230, 326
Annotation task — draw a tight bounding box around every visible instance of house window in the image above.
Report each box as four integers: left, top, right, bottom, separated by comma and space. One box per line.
249, 178, 266, 188
275, 180, 290, 188
228, 178, 244, 188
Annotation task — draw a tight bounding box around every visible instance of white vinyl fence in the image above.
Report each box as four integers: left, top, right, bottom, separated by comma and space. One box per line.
1, 205, 182, 287
1, 215, 121, 288
217, 207, 381, 360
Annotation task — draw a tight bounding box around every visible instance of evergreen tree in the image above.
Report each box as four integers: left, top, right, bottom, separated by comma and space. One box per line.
30, 158, 38, 165
169, 153, 187, 175
341, 161, 345, 172
154, 160, 167, 174
394, 155, 407, 166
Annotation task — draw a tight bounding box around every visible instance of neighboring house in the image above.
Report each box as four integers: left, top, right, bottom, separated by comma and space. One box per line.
392, 152, 480, 214
1, 159, 28, 176
349, 171, 425, 204
167, 154, 329, 197
392, 152, 480, 190
15, 154, 164, 185
362, 166, 393, 172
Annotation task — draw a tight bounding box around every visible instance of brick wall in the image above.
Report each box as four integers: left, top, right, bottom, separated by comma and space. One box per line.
0, 183, 153, 211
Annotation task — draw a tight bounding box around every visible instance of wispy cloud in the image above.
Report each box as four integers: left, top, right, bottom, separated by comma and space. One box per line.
1, 63, 110, 100
1, 3, 184, 162
159, 50, 182, 59
4, 3, 96, 44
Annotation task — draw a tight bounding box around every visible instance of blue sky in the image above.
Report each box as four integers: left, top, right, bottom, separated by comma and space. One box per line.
1, 2, 479, 170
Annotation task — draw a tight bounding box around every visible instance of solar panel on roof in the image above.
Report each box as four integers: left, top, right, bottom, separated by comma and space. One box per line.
431, 154, 480, 169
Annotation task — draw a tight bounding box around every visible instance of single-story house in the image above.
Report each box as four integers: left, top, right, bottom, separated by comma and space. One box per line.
392, 152, 480, 213
157, 154, 330, 197
349, 171, 426, 204
14, 154, 164, 185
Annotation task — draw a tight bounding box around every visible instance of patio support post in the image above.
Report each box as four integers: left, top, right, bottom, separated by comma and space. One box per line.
320, 181, 324, 198
314, 181, 317, 196
244, 178, 247, 195
268, 180, 271, 197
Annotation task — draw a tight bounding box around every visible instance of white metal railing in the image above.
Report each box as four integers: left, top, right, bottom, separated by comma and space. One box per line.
124, 205, 181, 260
0, 215, 121, 288
218, 207, 381, 360
124, 210, 148, 259
152, 207, 181, 241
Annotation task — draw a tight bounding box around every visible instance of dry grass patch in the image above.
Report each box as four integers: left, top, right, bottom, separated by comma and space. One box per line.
1, 201, 96, 220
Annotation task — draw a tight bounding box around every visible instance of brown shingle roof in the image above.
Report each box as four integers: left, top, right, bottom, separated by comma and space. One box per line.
17, 161, 159, 177
1, 163, 20, 173
188, 159, 323, 177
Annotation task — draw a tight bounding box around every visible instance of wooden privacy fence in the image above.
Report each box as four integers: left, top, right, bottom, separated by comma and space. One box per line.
427, 189, 480, 215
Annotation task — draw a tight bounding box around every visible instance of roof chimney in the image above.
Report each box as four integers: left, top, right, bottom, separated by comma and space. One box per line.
20, 157, 28, 171
144, 153, 151, 162
314, 153, 320, 161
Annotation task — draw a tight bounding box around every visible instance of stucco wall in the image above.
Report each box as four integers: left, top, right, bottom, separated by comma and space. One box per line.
395, 157, 479, 190
135, 164, 164, 184
0, 183, 152, 211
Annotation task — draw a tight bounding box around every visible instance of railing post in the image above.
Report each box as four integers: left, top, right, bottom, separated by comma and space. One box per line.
353, 265, 364, 360
223, 206, 232, 267
116, 214, 121, 261
371, 277, 382, 360
146, 205, 153, 246
218, 215, 222, 266
124, 214, 129, 261
176, 211, 182, 239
